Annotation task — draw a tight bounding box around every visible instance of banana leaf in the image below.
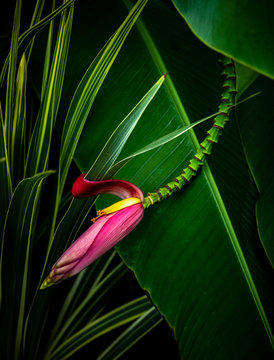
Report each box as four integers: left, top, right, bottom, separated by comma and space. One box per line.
67, 0, 274, 357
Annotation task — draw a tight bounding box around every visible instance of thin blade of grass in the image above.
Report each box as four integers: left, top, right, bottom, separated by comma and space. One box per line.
44, 261, 128, 357
49, 296, 153, 360
106, 91, 261, 178
97, 307, 162, 360
10, 54, 27, 185
0, 0, 75, 87
0, 103, 12, 236
0, 171, 54, 359
86, 74, 166, 180
4, 0, 22, 158
25, 4, 74, 176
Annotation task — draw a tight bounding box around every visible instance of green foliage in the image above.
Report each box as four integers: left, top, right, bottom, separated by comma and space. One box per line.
70, 0, 274, 358
172, 0, 274, 79
1, 0, 274, 359
0, 1, 165, 358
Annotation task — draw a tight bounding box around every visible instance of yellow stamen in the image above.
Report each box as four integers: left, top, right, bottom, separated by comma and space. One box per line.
91, 197, 141, 223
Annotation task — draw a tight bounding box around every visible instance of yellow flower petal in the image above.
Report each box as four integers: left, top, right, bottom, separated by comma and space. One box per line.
92, 197, 142, 222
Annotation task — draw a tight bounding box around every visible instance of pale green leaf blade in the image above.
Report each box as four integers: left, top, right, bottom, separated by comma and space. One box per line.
0, 0, 75, 87
49, 296, 153, 360
10, 53, 27, 185
0, 104, 12, 235
97, 307, 162, 360
25, 5, 74, 176
4, 0, 22, 155
0, 171, 54, 359
107, 114, 216, 177
86, 74, 166, 180
44, 260, 128, 357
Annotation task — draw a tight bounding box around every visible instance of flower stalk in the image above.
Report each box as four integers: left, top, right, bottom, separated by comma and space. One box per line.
143, 56, 236, 209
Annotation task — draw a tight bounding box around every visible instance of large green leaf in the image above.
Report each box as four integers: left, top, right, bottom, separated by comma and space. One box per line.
235, 75, 274, 267
172, 0, 274, 79
69, 0, 274, 357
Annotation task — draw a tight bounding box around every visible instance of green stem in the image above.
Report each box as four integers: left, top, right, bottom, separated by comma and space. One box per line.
143, 56, 237, 209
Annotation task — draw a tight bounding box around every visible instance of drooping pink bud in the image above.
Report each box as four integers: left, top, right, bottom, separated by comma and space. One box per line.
41, 176, 144, 289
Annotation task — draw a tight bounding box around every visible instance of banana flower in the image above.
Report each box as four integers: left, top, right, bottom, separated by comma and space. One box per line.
41, 175, 144, 289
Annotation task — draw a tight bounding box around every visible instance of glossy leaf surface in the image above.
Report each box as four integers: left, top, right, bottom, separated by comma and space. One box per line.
69, 0, 274, 357
172, 0, 274, 79
235, 75, 274, 267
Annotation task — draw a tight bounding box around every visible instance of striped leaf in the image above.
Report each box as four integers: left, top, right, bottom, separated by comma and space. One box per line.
25, 4, 74, 176
0, 0, 75, 87
0, 104, 12, 235
49, 296, 153, 360
97, 307, 162, 360
0, 171, 54, 359
10, 54, 27, 185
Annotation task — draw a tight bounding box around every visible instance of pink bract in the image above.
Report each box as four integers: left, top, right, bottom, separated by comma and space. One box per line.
72, 174, 144, 202
49, 203, 144, 281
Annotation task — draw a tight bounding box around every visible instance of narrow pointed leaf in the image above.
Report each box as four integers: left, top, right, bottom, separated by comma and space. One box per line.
10, 53, 27, 185
0, 171, 54, 359
4, 0, 22, 154
0, 104, 12, 235
25, 5, 73, 176
50, 296, 153, 360
58, 0, 148, 195
86, 74, 165, 180
0, 0, 75, 87
107, 112, 225, 177
97, 307, 162, 360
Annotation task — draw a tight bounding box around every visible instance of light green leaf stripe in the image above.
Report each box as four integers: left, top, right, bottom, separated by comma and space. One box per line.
97, 307, 162, 360
4, 0, 22, 157
44, 261, 127, 358
0, 0, 75, 87
204, 166, 274, 347
0, 171, 54, 358
11, 54, 27, 184
25, 5, 73, 176
107, 110, 222, 178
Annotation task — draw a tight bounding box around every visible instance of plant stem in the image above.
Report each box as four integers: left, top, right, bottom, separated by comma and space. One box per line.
143, 56, 237, 209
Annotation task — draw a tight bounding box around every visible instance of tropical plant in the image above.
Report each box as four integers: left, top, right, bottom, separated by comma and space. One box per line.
1, 0, 274, 359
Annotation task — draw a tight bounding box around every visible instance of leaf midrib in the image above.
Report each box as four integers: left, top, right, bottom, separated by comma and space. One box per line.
123, 0, 274, 347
